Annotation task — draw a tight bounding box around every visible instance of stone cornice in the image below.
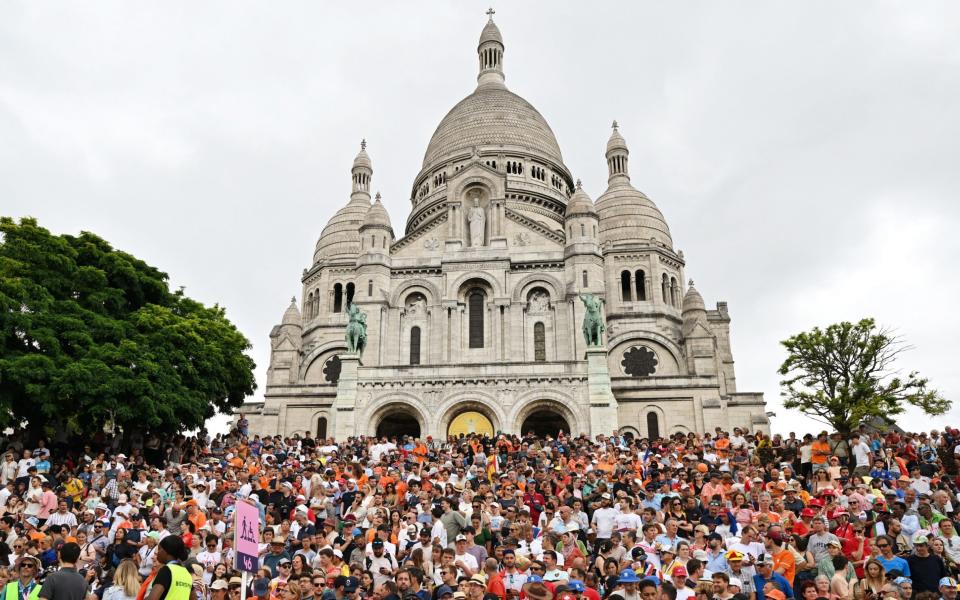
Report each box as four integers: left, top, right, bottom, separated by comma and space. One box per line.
504, 208, 564, 245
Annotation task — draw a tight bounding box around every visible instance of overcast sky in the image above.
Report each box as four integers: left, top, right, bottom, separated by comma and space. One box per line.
3, 2, 959, 436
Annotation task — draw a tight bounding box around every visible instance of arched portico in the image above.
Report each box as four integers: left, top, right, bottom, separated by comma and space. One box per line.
366, 400, 430, 441
510, 397, 583, 438
435, 396, 505, 439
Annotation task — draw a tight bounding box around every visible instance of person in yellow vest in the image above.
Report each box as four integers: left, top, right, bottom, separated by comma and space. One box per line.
145, 535, 197, 600
5, 556, 41, 600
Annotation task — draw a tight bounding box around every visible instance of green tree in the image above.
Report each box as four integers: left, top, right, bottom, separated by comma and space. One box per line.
778, 318, 949, 434
0, 216, 256, 437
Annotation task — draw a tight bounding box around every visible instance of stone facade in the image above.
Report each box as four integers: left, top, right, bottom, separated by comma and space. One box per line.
241, 14, 770, 440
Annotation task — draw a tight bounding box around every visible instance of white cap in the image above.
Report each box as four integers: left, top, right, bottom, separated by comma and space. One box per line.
729, 578, 742, 589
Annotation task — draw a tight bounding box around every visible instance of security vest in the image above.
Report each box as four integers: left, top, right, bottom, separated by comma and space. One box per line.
162, 564, 193, 600
4, 580, 40, 600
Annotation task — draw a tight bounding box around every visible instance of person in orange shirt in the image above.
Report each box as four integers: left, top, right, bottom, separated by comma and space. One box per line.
186, 500, 207, 531
700, 472, 727, 504
596, 454, 616, 474
715, 433, 731, 460
766, 530, 796, 584
412, 442, 428, 465
811, 431, 832, 471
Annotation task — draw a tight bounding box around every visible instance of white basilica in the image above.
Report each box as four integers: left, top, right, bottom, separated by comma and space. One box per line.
242, 14, 770, 440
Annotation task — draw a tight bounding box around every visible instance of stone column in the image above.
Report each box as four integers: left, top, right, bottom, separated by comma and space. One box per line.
569, 299, 579, 361
489, 199, 508, 249
334, 352, 362, 439
585, 346, 619, 438
508, 302, 523, 362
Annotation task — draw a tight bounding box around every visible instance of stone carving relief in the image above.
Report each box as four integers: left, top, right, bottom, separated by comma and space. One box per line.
423, 237, 440, 250
514, 232, 531, 246
406, 294, 427, 317
528, 291, 549, 314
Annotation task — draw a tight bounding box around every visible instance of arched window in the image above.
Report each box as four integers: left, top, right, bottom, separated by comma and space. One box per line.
635, 270, 646, 301
670, 277, 678, 307
580, 223, 585, 237
582, 270, 588, 288
333, 283, 343, 313
621, 271, 632, 302
367, 279, 373, 297
409, 326, 421, 365
306, 292, 313, 319
313, 292, 319, 318
317, 416, 327, 439
661, 274, 669, 303
468, 290, 485, 348
534, 322, 546, 362
647, 412, 660, 440
345, 282, 355, 307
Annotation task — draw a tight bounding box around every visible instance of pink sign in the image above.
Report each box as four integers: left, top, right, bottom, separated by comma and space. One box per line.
234, 500, 260, 573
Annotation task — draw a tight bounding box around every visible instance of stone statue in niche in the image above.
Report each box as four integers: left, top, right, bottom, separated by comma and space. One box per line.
406, 296, 426, 317
467, 196, 486, 247
528, 292, 549, 313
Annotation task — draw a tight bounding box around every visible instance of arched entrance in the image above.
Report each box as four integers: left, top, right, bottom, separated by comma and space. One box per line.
448, 411, 494, 438
521, 409, 570, 437
376, 413, 420, 440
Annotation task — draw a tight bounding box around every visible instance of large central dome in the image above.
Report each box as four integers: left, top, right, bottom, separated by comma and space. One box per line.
416, 14, 569, 181
422, 86, 565, 169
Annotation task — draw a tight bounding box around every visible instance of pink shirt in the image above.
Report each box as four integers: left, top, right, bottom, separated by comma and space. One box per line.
38, 490, 58, 518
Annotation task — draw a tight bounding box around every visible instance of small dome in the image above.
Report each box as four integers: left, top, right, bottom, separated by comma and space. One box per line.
596, 184, 673, 248
479, 19, 503, 47
361, 193, 393, 230
607, 121, 628, 155
353, 141, 372, 171
314, 198, 370, 262
281, 297, 302, 327
682, 280, 706, 314
565, 180, 596, 219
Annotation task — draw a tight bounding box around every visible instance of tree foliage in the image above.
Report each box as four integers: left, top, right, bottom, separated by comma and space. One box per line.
0, 217, 256, 437
778, 318, 949, 434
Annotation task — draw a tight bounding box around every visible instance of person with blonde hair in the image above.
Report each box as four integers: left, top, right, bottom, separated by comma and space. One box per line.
281, 581, 302, 600
104, 559, 142, 600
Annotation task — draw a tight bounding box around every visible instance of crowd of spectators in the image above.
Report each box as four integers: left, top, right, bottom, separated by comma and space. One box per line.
3, 420, 960, 600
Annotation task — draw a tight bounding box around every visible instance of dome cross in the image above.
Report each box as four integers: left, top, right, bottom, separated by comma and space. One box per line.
486, 7, 495, 20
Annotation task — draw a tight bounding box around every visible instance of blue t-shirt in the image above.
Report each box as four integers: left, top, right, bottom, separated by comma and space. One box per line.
877, 555, 911, 577
753, 573, 794, 600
